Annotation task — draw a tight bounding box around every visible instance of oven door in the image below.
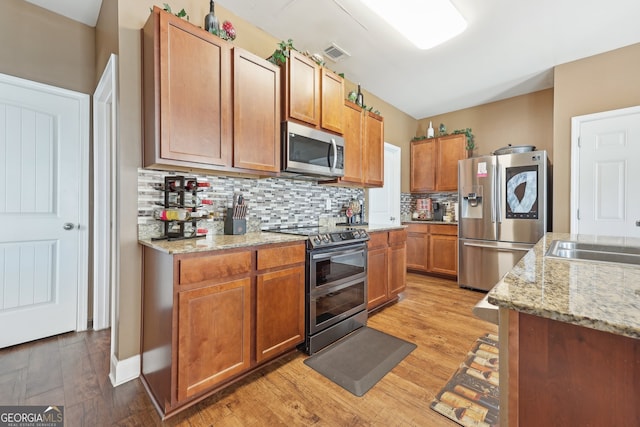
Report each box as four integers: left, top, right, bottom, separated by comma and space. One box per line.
308, 276, 367, 335
309, 243, 367, 291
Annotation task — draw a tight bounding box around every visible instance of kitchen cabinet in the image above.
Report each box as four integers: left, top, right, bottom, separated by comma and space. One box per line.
363, 111, 384, 187
410, 134, 467, 192
429, 225, 458, 277
321, 68, 345, 134
233, 48, 281, 173
142, 6, 232, 171
405, 223, 458, 278
282, 49, 344, 134
406, 223, 430, 271
503, 310, 639, 426
141, 241, 305, 417
177, 276, 251, 401
255, 244, 305, 363
367, 229, 407, 311
338, 100, 384, 187
340, 101, 365, 184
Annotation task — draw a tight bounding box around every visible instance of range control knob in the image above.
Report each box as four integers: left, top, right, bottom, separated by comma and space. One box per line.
312, 236, 322, 246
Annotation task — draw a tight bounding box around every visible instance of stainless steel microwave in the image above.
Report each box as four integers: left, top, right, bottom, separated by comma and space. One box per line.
282, 121, 344, 178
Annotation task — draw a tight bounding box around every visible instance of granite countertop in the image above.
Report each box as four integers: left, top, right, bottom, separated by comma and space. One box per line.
139, 232, 309, 254
403, 220, 458, 225
139, 224, 406, 254
488, 232, 640, 339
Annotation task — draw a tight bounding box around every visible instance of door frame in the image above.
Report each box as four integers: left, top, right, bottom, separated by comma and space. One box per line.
570, 105, 640, 233
0, 72, 90, 333
93, 54, 119, 333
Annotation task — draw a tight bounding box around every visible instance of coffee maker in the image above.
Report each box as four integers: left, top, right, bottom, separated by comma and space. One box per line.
432, 202, 444, 221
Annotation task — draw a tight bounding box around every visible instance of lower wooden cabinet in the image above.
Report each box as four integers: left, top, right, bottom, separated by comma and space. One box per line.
255, 245, 305, 363
177, 277, 251, 401
367, 229, 407, 311
141, 241, 305, 418
405, 223, 458, 278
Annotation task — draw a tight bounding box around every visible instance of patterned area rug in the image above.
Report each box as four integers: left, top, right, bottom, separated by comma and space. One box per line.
430, 333, 500, 427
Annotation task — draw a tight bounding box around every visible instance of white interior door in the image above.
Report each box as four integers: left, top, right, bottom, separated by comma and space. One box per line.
0, 73, 89, 348
368, 143, 401, 225
571, 105, 640, 237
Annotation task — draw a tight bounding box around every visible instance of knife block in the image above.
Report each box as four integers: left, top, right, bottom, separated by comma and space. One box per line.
224, 208, 246, 235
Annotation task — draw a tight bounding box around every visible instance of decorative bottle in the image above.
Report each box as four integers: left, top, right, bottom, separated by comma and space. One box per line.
204, 0, 220, 35
356, 84, 364, 107
427, 121, 434, 138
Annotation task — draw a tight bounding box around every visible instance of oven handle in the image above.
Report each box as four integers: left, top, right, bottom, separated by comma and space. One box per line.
311, 246, 366, 261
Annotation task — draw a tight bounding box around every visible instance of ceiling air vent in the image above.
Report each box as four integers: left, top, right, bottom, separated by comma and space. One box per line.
323, 42, 351, 62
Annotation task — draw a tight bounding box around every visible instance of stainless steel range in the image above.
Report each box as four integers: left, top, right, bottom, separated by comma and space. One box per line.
268, 226, 369, 354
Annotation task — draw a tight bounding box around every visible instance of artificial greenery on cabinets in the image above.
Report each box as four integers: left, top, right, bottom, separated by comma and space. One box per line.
411, 127, 475, 151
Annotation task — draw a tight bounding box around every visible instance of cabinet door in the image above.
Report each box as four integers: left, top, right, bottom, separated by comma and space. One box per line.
388, 230, 407, 295
388, 243, 407, 295
363, 112, 384, 187
286, 50, 320, 127
341, 101, 364, 184
320, 68, 344, 134
406, 231, 429, 272
256, 265, 305, 363
436, 134, 467, 191
367, 246, 388, 310
233, 48, 280, 172
158, 10, 232, 167
429, 234, 458, 277
410, 140, 436, 192
177, 278, 251, 401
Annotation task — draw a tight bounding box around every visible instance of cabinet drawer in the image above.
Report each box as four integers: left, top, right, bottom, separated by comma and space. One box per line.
388, 229, 407, 244
257, 243, 305, 270
430, 224, 458, 236
405, 223, 430, 234
367, 231, 388, 249
178, 251, 252, 285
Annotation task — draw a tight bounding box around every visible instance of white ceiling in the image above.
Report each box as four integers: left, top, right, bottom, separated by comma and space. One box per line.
29, 0, 640, 119
24, 0, 102, 27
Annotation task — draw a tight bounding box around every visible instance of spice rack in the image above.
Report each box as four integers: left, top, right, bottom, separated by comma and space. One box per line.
152, 175, 207, 241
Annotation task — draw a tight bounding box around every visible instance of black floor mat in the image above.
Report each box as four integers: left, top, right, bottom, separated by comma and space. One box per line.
303, 327, 417, 397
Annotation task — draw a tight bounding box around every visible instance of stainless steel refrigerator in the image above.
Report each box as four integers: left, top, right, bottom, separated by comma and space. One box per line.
458, 150, 550, 292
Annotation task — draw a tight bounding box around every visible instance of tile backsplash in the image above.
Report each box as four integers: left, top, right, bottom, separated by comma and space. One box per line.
138, 169, 364, 239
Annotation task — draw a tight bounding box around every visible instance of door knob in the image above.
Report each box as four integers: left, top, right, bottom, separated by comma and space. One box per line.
636, 220, 640, 227
63, 223, 75, 230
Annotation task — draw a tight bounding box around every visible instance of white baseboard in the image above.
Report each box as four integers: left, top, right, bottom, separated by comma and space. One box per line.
109, 353, 140, 387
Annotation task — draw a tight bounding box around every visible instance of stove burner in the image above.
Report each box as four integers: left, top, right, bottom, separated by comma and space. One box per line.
266, 226, 369, 249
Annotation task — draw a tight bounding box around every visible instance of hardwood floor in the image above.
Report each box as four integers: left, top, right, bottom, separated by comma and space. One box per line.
0, 274, 497, 426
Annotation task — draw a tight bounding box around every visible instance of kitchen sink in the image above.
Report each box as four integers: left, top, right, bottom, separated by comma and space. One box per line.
545, 240, 640, 266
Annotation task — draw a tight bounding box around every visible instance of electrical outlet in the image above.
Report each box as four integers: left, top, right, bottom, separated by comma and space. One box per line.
325, 198, 331, 210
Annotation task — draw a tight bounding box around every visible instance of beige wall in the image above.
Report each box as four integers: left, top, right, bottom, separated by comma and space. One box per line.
553, 43, 640, 232
96, 0, 119, 81
0, 0, 95, 94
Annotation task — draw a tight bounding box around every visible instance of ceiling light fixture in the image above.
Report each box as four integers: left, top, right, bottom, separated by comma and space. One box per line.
360, 0, 467, 50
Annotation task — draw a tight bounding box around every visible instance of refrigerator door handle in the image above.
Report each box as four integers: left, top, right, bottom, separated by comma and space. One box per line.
463, 242, 531, 252
491, 164, 497, 223
495, 164, 502, 223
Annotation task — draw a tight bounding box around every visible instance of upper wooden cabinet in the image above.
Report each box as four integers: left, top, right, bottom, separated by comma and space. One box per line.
363, 111, 384, 187
233, 48, 281, 173
341, 101, 365, 184
321, 68, 345, 134
282, 50, 344, 134
339, 100, 384, 187
410, 134, 467, 192
143, 6, 232, 170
